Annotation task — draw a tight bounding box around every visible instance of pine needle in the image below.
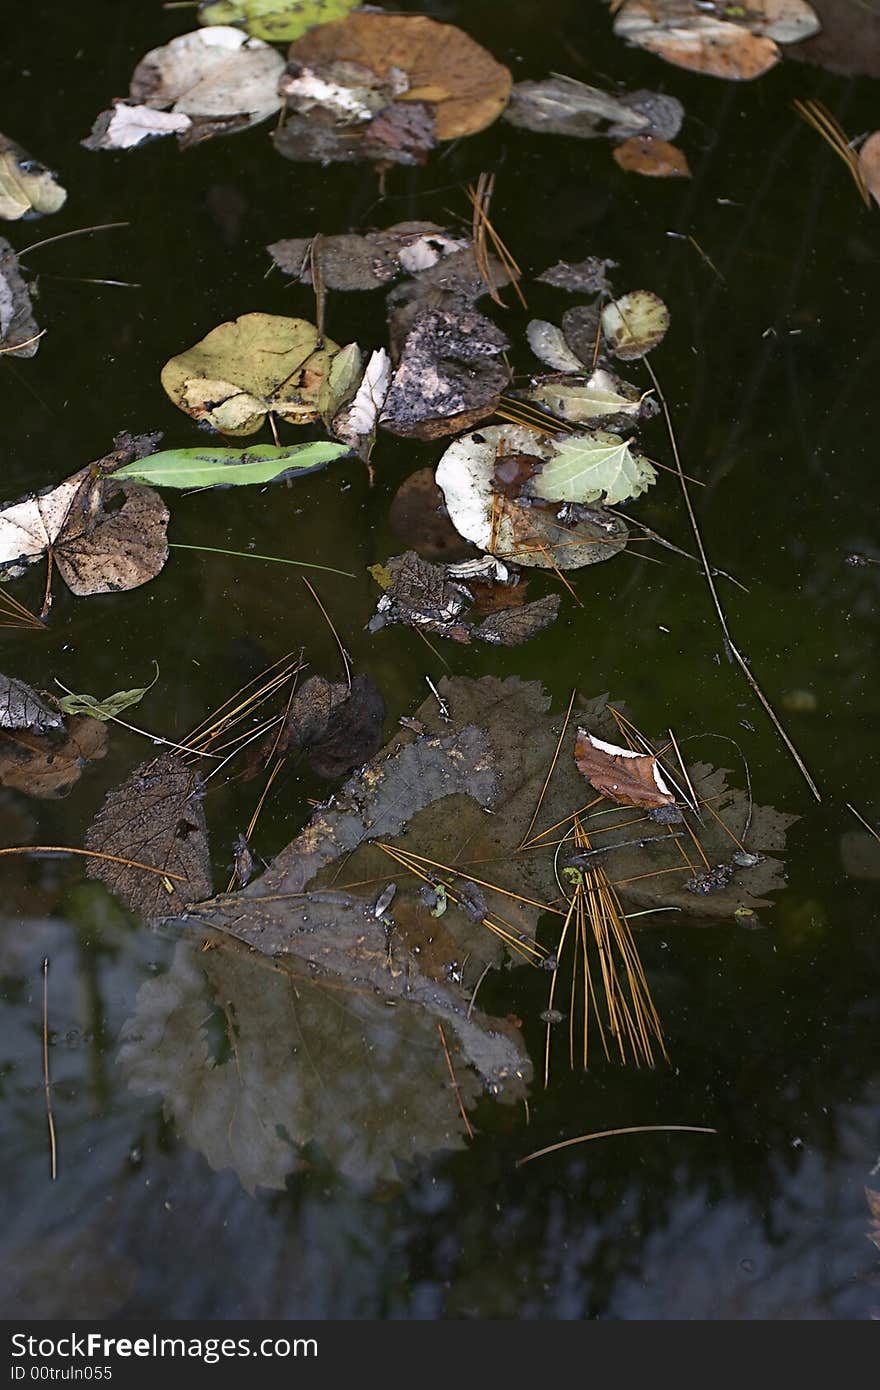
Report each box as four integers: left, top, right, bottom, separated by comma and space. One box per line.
0, 845, 185, 879
793, 99, 870, 207
517, 1124, 717, 1166
466, 172, 527, 308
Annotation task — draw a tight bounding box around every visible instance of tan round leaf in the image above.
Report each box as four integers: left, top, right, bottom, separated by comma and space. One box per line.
613, 136, 691, 178
161, 313, 341, 436
288, 13, 512, 140
614, 1, 781, 80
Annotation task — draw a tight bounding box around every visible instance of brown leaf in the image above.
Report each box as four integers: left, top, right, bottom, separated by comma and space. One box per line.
613, 136, 691, 178
573, 728, 677, 810
0, 717, 108, 799
85, 752, 212, 918
278, 673, 386, 779
53, 479, 170, 596
288, 13, 512, 141
614, 0, 783, 80
474, 595, 561, 647
858, 131, 880, 207
368, 551, 472, 642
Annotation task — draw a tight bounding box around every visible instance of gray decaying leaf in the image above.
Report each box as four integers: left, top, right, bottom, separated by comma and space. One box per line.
118, 935, 515, 1194
0, 238, 40, 358
380, 305, 510, 440
474, 594, 561, 646
273, 71, 436, 167
537, 256, 618, 295
0, 672, 64, 733
267, 221, 467, 292
276, 672, 386, 778
369, 551, 559, 647
503, 75, 683, 142
85, 752, 212, 919
0, 716, 108, 799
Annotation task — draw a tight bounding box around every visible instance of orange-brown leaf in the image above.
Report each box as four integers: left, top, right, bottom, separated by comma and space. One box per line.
613, 136, 691, 178
573, 728, 676, 810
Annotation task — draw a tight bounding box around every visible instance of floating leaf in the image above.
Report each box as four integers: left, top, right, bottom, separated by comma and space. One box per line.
85, 753, 212, 919
613, 136, 691, 178
530, 430, 657, 507
0, 717, 108, 799
0, 238, 41, 359
331, 348, 391, 461
0, 673, 64, 734
287, 13, 512, 141
435, 424, 628, 570
198, 0, 359, 44
574, 730, 677, 811
612, 0, 819, 80
0, 133, 66, 221
380, 307, 510, 441
0, 434, 169, 601
858, 131, 880, 207
268, 222, 468, 291
82, 103, 193, 151
522, 369, 647, 425
601, 291, 670, 360
55, 667, 159, 723
160, 314, 341, 436
474, 595, 561, 647
504, 75, 683, 142
526, 319, 588, 374
114, 441, 348, 489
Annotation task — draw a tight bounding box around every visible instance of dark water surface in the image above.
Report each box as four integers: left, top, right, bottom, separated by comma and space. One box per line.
2, 0, 880, 1319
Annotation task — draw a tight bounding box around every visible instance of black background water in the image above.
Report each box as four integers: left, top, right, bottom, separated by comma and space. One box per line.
2, 0, 879, 1318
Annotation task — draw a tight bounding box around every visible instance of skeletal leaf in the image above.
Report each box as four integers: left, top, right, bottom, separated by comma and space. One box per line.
161, 314, 341, 436
526, 320, 588, 373
530, 430, 657, 507
0, 133, 66, 221
85, 753, 212, 919
601, 291, 670, 360
0, 238, 41, 358
0, 673, 64, 733
0, 717, 107, 799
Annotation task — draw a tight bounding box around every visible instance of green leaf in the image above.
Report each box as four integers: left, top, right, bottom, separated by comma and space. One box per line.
198, 0, 360, 44
601, 291, 670, 361
531, 430, 658, 507
113, 442, 349, 489
56, 664, 159, 722
523, 369, 645, 424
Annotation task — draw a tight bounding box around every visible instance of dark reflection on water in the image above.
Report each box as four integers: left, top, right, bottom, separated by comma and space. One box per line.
2, 0, 880, 1320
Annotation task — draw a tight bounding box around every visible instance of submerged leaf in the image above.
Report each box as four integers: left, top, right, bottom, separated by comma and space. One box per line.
601, 290, 670, 360
474, 595, 561, 646
198, 0, 359, 43
0, 717, 108, 799
275, 672, 386, 778
113, 441, 348, 489
161, 314, 341, 436
85, 753, 212, 919
0, 133, 66, 221
530, 430, 658, 507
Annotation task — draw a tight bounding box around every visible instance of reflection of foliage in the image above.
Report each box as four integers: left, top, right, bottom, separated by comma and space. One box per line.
118, 938, 525, 1193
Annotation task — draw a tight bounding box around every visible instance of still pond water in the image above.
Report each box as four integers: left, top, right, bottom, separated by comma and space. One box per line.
2, 0, 880, 1319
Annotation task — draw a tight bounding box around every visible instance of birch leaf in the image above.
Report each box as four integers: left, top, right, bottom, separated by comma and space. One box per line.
522, 369, 646, 424
526, 319, 587, 373
601, 291, 670, 360
531, 431, 657, 507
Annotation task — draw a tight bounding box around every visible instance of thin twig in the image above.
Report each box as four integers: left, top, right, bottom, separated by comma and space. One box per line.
18, 222, 130, 260
644, 359, 821, 802
42, 958, 57, 1181
846, 803, 880, 843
